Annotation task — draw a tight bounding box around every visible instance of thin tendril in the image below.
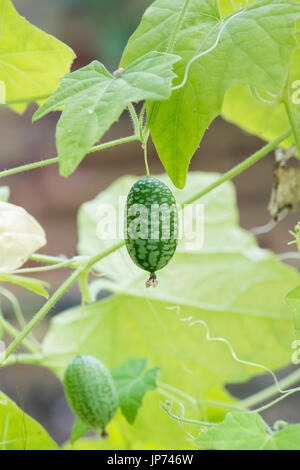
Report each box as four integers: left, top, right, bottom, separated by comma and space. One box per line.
172, 10, 244, 92
181, 316, 300, 396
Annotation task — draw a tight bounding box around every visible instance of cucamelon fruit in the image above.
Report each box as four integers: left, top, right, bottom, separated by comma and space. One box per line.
63, 355, 118, 434
125, 177, 178, 287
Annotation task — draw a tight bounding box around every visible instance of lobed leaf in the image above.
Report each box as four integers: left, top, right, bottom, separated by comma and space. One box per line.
121, 0, 300, 188
0, 201, 46, 272
33, 51, 180, 177
112, 358, 159, 424
195, 411, 300, 450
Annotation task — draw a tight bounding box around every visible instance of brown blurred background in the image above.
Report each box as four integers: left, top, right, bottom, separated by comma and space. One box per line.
1, 0, 300, 446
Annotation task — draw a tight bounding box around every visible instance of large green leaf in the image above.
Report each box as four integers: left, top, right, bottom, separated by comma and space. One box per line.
222, 0, 300, 154
286, 286, 300, 341
33, 52, 180, 177
0, 390, 58, 450
121, 0, 300, 188
196, 411, 300, 450
0, 0, 75, 113
37, 172, 300, 449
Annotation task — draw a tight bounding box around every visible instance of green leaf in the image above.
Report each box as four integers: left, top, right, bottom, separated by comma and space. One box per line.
33, 51, 180, 177
112, 358, 159, 424
0, 0, 75, 113
37, 172, 300, 449
286, 286, 300, 341
0, 390, 58, 450
195, 411, 300, 450
0, 187, 9, 202
0, 274, 49, 297
222, 0, 300, 155
71, 419, 92, 445
121, 0, 300, 188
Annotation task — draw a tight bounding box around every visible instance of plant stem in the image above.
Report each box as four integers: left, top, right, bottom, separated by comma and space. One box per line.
0, 287, 27, 329
1, 130, 292, 362
128, 104, 140, 138
252, 388, 300, 414
158, 381, 244, 411
283, 96, 300, 156
86, 241, 125, 269
0, 135, 138, 179
0, 315, 39, 355
139, 102, 147, 141
3, 268, 82, 361
0, 287, 40, 349
11, 259, 75, 275
180, 128, 292, 207
161, 403, 215, 427
240, 367, 300, 409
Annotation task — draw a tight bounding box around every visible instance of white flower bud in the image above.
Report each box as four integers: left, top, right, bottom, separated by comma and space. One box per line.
0, 202, 46, 272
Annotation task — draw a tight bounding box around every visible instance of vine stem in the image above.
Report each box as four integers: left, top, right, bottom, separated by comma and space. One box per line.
1, 94, 51, 106
180, 128, 292, 207
0, 287, 40, 349
30, 253, 71, 265
240, 367, 300, 410
161, 403, 215, 427
0, 287, 27, 329
3, 268, 81, 361
127, 104, 140, 138
3, 242, 124, 361
0, 135, 138, 179
3, 353, 43, 367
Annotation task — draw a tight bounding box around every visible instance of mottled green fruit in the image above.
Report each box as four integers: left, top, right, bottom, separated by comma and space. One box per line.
63, 355, 118, 431
125, 177, 178, 277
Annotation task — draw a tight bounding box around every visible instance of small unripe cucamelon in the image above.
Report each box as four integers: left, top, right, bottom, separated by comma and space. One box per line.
125, 177, 178, 287
63, 355, 118, 433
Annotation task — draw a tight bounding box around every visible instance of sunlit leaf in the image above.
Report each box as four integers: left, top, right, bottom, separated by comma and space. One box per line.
0, 390, 58, 450
0, 0, 75, 113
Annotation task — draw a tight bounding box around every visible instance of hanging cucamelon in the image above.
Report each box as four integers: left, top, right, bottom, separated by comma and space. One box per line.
125, 177, 178, 287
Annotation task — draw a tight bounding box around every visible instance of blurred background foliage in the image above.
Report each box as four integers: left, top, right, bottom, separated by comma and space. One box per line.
1, 0, 300, 447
